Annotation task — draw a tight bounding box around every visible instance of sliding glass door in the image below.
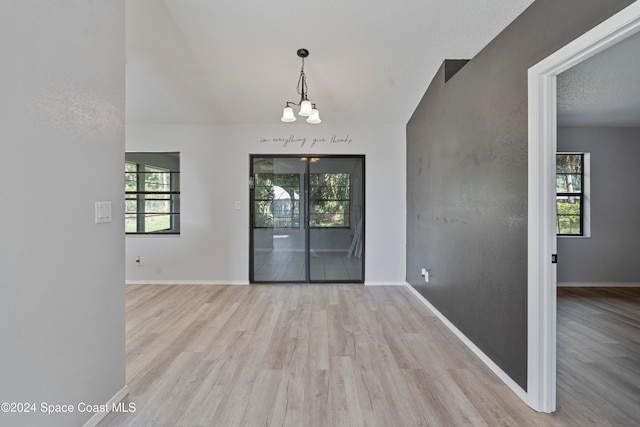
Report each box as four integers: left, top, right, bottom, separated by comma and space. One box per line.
308, 157, 364, 282
251, 157, 306, 282
250, 155, 364, 283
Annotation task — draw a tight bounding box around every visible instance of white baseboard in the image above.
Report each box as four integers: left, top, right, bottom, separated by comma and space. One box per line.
364, 281, 406, 286
404, 283, 529, 404
558, 282, 640, 287
127, 280, 409, 286
82, 385, 129, 427
126, 280, 250, 286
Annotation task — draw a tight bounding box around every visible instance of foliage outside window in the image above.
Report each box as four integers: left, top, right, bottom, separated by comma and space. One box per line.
556, 153, 583, 236
309, 173, 350, 228
125, 152, 180, 234
254, 174, 300, 228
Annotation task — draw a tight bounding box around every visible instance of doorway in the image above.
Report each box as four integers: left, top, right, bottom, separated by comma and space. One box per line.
527, 1, 640, 413
250, 155, 365, 283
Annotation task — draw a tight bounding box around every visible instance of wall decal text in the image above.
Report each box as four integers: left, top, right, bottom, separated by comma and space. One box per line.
259, 134, 352, 148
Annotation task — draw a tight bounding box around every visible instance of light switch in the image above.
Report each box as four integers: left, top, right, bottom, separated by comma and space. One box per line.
234, 201, 241, 210
95, 201, 112, 224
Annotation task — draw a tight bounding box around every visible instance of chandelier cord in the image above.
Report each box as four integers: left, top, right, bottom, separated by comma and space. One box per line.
296, 58, 308, 100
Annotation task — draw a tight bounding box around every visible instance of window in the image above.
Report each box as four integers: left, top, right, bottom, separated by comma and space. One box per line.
556, 153, 589, 236
254, 174, 300, 228
125, 152, 180, 234
309, 173, 350, 227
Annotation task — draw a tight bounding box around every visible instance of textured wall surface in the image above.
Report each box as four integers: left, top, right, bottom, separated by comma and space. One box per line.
558, 127, 640, 284
558, 32, 640, 127
406, 0, 635, 389
0, 2, 126, 426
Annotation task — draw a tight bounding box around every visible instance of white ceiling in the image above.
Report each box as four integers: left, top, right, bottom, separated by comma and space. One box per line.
126, 0, 535, 125
558, 31, 640, 127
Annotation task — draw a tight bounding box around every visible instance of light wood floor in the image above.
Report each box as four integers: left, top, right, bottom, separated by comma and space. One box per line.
99, 285, 639, 427
556, 287, 640, 427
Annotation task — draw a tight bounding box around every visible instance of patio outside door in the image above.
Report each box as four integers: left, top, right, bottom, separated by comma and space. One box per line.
250, 155, 364, 283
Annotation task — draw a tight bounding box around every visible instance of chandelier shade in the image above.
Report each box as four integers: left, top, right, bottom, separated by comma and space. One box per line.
281, 49, 321, 124
281, 105, 296, 122
299, 99, 313, 116
306, 104, 321, 124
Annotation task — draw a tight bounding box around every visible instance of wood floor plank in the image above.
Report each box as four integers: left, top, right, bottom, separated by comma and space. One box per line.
98, 284, 640, 427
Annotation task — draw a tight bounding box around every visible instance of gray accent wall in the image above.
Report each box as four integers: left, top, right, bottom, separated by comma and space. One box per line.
406, 0, 635, 389
558, 127, 640, 284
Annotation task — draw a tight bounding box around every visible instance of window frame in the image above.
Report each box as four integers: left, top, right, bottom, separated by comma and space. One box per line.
125, 152, 181, 235
253, 173, 301, 229
556, 152, 590, 238
308, 172, 351, 228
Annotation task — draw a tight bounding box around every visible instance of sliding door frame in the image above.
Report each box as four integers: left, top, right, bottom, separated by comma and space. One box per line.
249, 154, 365, 284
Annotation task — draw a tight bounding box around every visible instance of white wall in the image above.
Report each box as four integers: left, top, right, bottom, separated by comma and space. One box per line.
0, 2, 126, 427
125, 123, 406, 285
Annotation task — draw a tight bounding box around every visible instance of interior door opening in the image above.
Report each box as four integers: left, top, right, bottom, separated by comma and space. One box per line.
250, 155, 365, 283
527, 2, 640, 412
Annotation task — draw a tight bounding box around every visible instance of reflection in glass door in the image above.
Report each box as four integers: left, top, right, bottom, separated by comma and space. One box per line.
250, 155, 364, 283
308, 157, 364, 282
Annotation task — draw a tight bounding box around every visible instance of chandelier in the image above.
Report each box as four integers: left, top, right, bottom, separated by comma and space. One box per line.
281, 48, 321, 124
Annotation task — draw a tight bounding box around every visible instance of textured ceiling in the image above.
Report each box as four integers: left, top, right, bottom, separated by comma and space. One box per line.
558, 31, 640, 127
126, 0, 535, 125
